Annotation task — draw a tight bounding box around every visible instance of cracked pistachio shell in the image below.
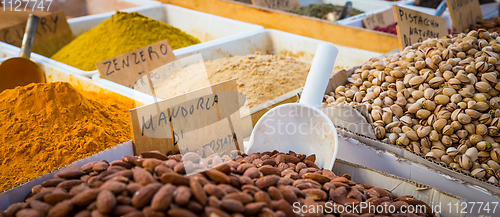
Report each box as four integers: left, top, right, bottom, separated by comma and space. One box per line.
441, 135, 453, 147
465, 109, 482, 119
408, 142, 421, 154
487, 160, 500, 171
425, 152, 438, 160
459, 154, 473, 170
476, 124, 488, 136
395, 97, 407, 107
482, 73, 499, 85
429, 77, 445, 88
401, 125, 413, 134
477, 141, 492, 151
417, 126, 432, 138
458, 101, 467, 109
437, 110, 452, 119
447, 147, 459, 157
488, 176, 498, 184
466, 147, 479, 162
479, 114, 492, 125
409, 76, 424, 88
435, 95, 450, 105
476, 81, 492, 93
442, 155, 453, 165
458, 144, 468, 155
421, 137, 431, 148
406, 130, 419, 141
433, 119, 447, 133
442, 125, 454, 135
456, 74, 470, 83
471, 168, 486, 178
422, 100, 436, 111
451, 121, 463, 131
391, 127, 402, 133
386, 121, 401, 130
450, 162, 462, 170
416, 109, 432, 119
400, 116, 412, 127
374, 126, 386, 140
396, 135, 410, 146
491, 148, 500, 163
382, 111, 393, 125
424, 88, 435, 100
432, 149, 446, 159
371, 109, 382, 121
390, 104, 404, 118
470, 134, 483, 146
408, 102, 422, 114
457, 129, 469, 139
427, 114, 438, 126
451, 109, 462, 121
476, 62, 489, 73
458, 88, 474, 98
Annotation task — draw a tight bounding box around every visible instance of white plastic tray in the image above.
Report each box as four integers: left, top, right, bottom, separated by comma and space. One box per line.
44, 4, 263, 77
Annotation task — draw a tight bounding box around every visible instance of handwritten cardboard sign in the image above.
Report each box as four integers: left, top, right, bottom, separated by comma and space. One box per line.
393, 5, 448, 50
362, 8, 395, 30
445, 0, 483, 33
96, 40, 177, 88
251, 0, 300, 10
0, 10, 72, 57
129, 79, 243, 155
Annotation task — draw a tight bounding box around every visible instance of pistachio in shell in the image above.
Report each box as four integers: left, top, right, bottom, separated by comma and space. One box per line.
374, 126, 386, 140
406, 130, 419, 141
465, 109, 482, 119
447, 147, 459, 157
459, 154, 473, 170
437, 110, 452, 120
390, 104, 404, 118
416, 109, 432, 119
433, 119, 448, 133
429, 77, 445, 88
471, 168, 486, 178
422, 100, 436, 111
491, 148, 500, 163
489, 126, 499, 137
476, 62, 489, 73
442, 125, 454, 135
456, 129, 469, 139
382, 111, 393, 125
466, 147, 479, 162
427, 114, 437, 126
396, 135, 410, 147
476, 124, 489, 136
476, 81, 492, 93
470, 134, 483, 145
425, 152, 438, 161
477, 141, 492, 151
399, 116, 412, 127
442, 155, 453, 165
441, 135, 453, 147
407, 103, 422, 114
371, 109, 382, 121
417, 126, 432, 138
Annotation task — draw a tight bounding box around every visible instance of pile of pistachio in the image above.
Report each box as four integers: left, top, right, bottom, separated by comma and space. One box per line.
324, 29, 500, 185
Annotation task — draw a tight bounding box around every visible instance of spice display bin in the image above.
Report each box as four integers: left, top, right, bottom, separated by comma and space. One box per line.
159, 0, 400, 53
243, 140, 465, 217
93, 29, 380, 138
0, 0, 161, 18
317, 65, 500, 209
42, 4, 263, 77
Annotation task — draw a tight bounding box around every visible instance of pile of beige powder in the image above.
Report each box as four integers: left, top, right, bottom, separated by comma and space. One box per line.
154, 53, 311, 107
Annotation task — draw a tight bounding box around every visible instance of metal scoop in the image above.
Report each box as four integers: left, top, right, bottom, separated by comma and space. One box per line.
246, 43, 339, 169
0, 14, 44, 93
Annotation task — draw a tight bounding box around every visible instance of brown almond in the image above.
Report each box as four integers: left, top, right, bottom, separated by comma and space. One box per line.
93, 162, 109, 172
160, 173, 190, 186
209, 196, 222, 208
127, 183, 142, 195
151, 184, 175, 211
173, 162, 186, 174
304, 160, 319, 169
167, 208, 197, 217
131, 183, 162, 209
222, 192, 253, 204
16, 209, 43, 217
43, 192, 73, 205
29, 200, 51, 216
282, 155, 300, 164
302, 188, 327, 201
142, 159, 163, 171
259, 165, 280, 176
268, 186, 283, 200
41, 179, 65, 188
236, 163, 253, 174
205, 169, 230, 184
174, 186, 192, 205
278, 199, 299, 217
57, 180, 83, 191
220, 199, 245, 213
254, 191, 272, 207
215, 164, 232, 175
332, 195, 359, 206
122, 211, 145, 217
117, 195, 132, 205
278, 186, 299, 204
74, 210, 91, 217
132, 167, 156, 185
304, 173, 331, 184
69, 184, 90, 196
81, 162, 97, 173
304, 154, 316, 163
243, 167, 260, 179
57, 169, 86, 179
154, 165, 173, 177
347, 188, 363, 202
190, 177, 208, 205
110, 160, 133, 169
71, 189, 100, 207
255, 175, 280, 189
141, 151, 168, 160
204, 207, 230, 217
96, 190, 116, 214
112, 205, 138, 216
203, 184, 226, 199
244, 202, 266, 215
262, 159, 277, 167
48, 200, 73, 217
100, 181, 126, 195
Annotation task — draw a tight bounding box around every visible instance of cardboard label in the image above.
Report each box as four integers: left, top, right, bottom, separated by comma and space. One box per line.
393, 5, 448, 50
129, 79, 243, 155
362, 9, 395, 30
251, 0, 300, 10
0, 10, 72, 57
445, 0, 483, 33
96, 40, 177, 89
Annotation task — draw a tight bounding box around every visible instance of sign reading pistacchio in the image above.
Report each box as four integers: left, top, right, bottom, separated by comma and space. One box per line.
251, 0, 300, 10
445, 0, 483, 33
95, 40, 177, 89
393, 5, 448, 50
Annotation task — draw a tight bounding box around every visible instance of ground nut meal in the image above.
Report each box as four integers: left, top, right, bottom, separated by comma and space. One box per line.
3, 150, 434, 217
324, 29, 500, 185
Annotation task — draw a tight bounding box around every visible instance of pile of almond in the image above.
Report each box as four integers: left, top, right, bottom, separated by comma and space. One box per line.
1, 150, 434, 217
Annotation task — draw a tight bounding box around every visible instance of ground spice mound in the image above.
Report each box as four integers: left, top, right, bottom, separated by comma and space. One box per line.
51, 11, 201, 71
154, 53, 311, 107
0, 82, 131, 191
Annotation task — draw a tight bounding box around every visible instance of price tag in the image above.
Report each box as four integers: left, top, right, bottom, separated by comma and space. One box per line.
95, 40, 177, 89
393, 5, 448, 50
0, 10, 72, 57
129, 78, 243, 156
251, 0, 300, 10
445, 0, 483, 33
362, 8, 395, 30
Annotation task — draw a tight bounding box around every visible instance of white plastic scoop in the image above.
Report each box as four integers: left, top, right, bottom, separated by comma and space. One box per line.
246, 43, 339, 170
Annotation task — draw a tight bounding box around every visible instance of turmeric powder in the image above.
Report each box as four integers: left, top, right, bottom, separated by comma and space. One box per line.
0, 82, 131, 191
51, 11, 201, 71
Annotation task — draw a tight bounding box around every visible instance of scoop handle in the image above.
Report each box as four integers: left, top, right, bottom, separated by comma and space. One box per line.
434, 0, 446, 16
20, 14, 39, 58
299, 43, 338, 108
